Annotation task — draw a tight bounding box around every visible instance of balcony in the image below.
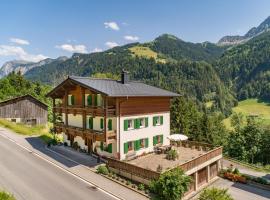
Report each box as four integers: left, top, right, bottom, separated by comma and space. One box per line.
54, 122, 116, 143
53, 105, 116, 117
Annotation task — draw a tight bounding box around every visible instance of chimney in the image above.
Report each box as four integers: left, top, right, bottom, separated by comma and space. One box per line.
121, 69, 129, 84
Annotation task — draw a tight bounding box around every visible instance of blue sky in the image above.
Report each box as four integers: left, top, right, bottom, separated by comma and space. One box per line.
0, 0, 270, 66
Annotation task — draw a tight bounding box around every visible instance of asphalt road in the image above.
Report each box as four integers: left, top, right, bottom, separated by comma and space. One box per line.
0, 135, 117, 200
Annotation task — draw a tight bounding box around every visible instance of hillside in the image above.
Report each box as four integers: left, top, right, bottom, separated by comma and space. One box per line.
223, 99, 270, 129
216, 31, 270, 100
24, 35, 234, 114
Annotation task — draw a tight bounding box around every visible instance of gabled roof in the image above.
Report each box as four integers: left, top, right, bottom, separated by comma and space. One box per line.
0, 94, 48, 110
47, 76, 180, 98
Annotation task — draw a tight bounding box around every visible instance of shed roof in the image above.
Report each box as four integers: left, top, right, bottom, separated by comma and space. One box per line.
0, 95, 48, 110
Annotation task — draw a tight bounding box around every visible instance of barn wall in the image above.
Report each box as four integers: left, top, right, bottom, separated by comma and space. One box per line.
0, 98, 47, 125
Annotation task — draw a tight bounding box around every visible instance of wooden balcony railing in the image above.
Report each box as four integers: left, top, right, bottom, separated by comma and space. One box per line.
53, 106, 116, 116
54, 122, 116, 143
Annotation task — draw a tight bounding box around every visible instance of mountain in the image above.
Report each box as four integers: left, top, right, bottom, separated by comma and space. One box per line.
0, 60, 33, 78
0, 56, 68, 78
216, 31, 270, 100
24, 34, 234, 114
218, 16, 270, 45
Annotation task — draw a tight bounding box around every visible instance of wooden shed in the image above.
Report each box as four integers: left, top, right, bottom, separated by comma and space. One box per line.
0, 95, 48, 125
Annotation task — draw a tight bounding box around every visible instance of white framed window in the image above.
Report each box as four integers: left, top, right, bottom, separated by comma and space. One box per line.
153, 116, 163, 126
128, 141, 133, 151
139, 118, 145, 128
127, 119, 134, 130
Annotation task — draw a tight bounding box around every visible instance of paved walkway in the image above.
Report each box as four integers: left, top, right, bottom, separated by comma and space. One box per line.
0, 127, 148, 200
190, 178, 270, 200
222, 158, 270, 181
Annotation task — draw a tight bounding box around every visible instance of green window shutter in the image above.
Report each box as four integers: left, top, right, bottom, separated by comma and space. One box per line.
134, 119, 137, 129
71, 95, 75, 105
145, 138, 149, 148
124, 142, 128, 154
153, 117, 157, 126
89, 117, 93, 129
135, 119, 140, 129
124, 120, 128, 131
100, 118, 104, 129
108, 143, 112, 153
160, 135, 163, 144
108, 119, 112, 131
160, 116, 163, 125
100, 142, 103, 151
153, 136, 156, 146
145, 117, 148, 127
137, 140, 141, 150
133, 141, 137, 151
87, 95, 92, 106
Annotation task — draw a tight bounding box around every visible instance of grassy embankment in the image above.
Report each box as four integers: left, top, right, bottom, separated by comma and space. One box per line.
0, 190, 16, 200
0, 119, 58, 144
223, 98, 270, 129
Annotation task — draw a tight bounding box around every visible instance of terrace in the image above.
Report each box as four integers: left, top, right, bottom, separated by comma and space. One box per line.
107, 140, 223, 183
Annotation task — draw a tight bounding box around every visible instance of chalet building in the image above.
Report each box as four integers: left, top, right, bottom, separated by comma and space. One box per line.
0, 95, 48, 125
47, 71, 179, 160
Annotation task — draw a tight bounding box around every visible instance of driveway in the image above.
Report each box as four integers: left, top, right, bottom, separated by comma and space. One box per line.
190, 178, 270, 200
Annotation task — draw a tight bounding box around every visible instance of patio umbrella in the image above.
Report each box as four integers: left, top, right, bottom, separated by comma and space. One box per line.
167, 134, 188, 141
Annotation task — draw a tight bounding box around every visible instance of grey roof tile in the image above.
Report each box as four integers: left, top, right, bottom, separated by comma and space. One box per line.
69, 76, 180, 97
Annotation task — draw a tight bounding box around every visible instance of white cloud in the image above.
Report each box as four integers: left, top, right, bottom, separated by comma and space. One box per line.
124, 35, 139, 41
105, 41, 119, 48
104, 22, 120, 31
56, 44, 88, 53
91, 48, 103, 53
10, 38, 30, 45
0, 45, 48, 62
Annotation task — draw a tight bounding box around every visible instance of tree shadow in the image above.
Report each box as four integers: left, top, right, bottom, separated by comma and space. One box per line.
232, 182, 270, 199
25, 136, 100, 168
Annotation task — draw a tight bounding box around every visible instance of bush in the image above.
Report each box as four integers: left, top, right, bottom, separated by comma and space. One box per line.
255, 177, 268, 185
96, 165, 109, 175
138, 184, 145, 191
126, 180, 131, 185
149, 168, 191, 200
199, 187, 234, 200
0, 190, 16, 200
166, 149, 179, 161
233, 168, 240, 175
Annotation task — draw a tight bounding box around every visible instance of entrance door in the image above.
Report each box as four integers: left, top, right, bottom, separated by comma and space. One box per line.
87, 138, 93, 153
70, 135, 74, 146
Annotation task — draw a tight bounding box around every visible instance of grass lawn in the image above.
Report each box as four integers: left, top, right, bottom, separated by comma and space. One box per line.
223, 98, 270, 129
0, 119, 60, 144
128, 46, 166, 63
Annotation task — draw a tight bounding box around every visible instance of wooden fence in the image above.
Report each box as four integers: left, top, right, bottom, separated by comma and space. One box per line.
178, 147, 223, 172
106, 157, 160, 180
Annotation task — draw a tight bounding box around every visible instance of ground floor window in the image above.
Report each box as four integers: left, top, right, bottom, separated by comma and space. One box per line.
153, 134, 163, 146
11, 119, 16, 122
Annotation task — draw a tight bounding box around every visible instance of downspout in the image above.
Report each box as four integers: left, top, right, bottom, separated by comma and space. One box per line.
118, 96, 128, 160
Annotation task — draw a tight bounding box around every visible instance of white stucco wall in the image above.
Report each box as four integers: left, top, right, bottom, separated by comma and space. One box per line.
119, 112, 170, 160
67, 114, 83, 128
62, 133, 70, 146
74, 136, 87, 150
62, 113, 66, 124
85, 115, 117, 131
